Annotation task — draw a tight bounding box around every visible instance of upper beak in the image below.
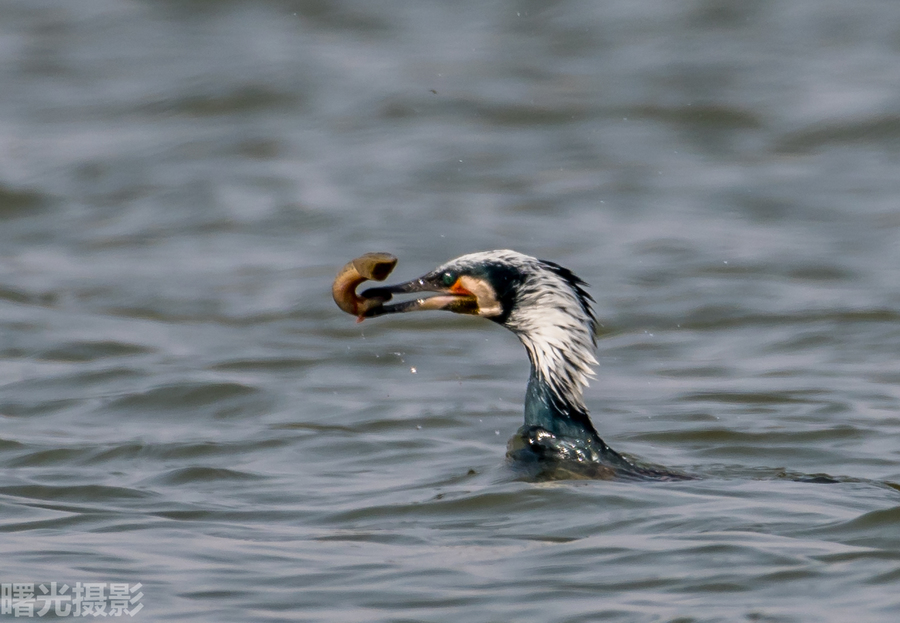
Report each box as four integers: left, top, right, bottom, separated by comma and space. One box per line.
359, 274, 478, 318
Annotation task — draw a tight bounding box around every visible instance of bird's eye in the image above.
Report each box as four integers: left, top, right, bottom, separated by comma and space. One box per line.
442, 272, 455, 287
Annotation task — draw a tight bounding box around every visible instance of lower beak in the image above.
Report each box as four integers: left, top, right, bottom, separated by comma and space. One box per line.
359, 277, 478, 318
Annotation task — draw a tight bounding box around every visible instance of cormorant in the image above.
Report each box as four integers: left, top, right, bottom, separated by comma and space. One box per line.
343, 250, 687, 480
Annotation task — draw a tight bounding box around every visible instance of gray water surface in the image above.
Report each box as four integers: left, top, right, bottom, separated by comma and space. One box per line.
2, 1, 900, 621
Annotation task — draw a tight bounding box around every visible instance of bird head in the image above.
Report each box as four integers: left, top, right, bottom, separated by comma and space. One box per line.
362, 250, 597, 359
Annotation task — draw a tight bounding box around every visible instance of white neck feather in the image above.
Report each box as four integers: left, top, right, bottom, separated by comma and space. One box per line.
505, 262, 598, 412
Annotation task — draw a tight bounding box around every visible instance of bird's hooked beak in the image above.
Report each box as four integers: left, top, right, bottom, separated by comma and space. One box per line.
359, 274, 479, 318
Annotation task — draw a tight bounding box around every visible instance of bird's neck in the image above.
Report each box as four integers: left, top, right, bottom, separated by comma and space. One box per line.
520, 342, 600, 443
503, 267, 602, 444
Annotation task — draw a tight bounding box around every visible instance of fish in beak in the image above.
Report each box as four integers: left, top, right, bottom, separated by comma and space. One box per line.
333, 253, 501, 322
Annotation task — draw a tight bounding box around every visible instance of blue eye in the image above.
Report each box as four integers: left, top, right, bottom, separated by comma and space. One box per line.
442, 272, 455, 287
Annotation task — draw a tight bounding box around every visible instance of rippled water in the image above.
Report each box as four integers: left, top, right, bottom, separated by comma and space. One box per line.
2, 1, 900, 621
